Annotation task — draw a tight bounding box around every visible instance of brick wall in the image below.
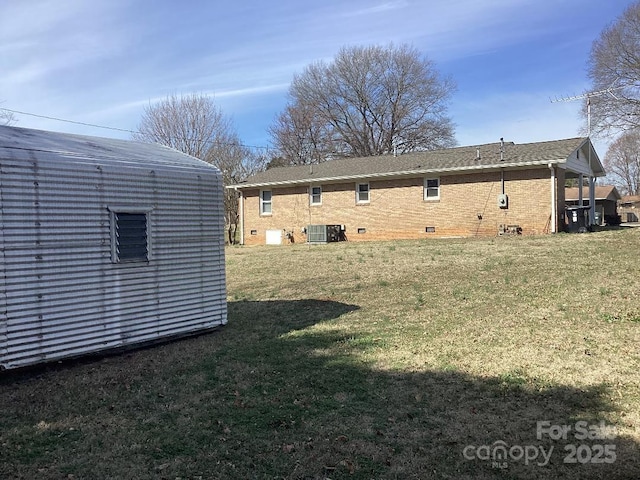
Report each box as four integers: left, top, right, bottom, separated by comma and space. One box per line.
240, 167, 560, 245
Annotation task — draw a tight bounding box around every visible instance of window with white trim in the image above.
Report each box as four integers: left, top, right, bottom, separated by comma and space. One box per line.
424, 178, 440, 200
310, 185, 322, 205
109, 208, 151, 264
260, 190, 272, 215
356, 183, 370, 203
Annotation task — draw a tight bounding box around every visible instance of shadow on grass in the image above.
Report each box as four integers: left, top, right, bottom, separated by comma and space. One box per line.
227, 298, 361, 334
0, 298, 638, 480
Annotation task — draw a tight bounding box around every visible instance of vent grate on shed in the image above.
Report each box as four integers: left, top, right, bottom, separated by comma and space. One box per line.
114, 212, 148, 262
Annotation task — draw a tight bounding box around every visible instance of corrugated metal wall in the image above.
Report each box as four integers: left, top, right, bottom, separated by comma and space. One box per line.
0, 129, 227, 369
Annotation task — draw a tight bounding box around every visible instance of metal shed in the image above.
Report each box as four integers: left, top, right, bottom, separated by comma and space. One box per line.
0, 126, 227, 370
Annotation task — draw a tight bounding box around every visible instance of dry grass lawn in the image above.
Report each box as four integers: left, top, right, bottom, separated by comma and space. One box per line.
1, 228, 639, 479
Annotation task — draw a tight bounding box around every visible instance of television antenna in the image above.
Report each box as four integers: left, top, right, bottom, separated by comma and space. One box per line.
550, 85, 623, 137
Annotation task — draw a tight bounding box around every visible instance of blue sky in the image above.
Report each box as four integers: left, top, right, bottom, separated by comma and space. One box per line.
0, 0, 633, 158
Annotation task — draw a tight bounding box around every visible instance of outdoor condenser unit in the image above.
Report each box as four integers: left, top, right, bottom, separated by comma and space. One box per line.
307, 224, 342, 244
307, 224, 327, 243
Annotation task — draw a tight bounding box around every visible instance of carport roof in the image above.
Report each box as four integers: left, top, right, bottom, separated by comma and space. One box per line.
565, 185, 621, 201
231, 137, 602, 189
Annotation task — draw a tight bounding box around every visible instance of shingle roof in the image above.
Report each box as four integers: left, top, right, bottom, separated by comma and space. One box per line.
565, 185, 621, 201
620, 195, 640, 204
232, 137, 598, 188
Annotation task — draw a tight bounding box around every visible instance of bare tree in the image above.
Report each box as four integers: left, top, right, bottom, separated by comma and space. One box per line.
207, 142, 265, 244
268, 103, 333, 165
134, 93, 238, 159
270, 43, 456, 164
0, 103, 16, 126
604, 131, 640, 195
133, 93, 263, 243
586, 2, 640, 134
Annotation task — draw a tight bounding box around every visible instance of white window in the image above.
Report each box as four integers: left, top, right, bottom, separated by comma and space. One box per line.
260, 190, 272, 215
424, 178, 440, 200
356, 183, 370, 204
310, 185, 322, 205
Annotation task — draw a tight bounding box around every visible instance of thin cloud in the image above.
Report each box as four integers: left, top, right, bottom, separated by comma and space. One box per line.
87, 83, 290, 120
215, 84, 290, 98
342, 1, 409, 17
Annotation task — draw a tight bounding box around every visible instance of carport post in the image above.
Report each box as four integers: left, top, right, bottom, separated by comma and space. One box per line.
578, 174, 584, 206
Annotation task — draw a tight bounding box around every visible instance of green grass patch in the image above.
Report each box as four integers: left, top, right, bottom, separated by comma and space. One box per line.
1, 230, 640, 479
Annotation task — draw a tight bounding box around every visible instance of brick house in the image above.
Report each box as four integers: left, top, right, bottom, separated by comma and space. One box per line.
565, 185, 621, 225
230, 137, 605, 245
618, 195, 640, 223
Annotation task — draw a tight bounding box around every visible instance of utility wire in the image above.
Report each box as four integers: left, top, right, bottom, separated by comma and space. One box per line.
1, 107, 136, 134
0, 107, 273, 152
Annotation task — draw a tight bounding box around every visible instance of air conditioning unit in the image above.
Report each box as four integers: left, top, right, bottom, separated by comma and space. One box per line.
307, 224, 327, 243
306, 225, 343, 244
326, 224, 341, 242
497, 193, 508, 209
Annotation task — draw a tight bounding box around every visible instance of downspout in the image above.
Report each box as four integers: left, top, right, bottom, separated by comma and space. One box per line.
308, 182, 312, 237
237, 188, 244, 245
549, 163, 556, 233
